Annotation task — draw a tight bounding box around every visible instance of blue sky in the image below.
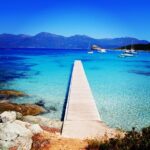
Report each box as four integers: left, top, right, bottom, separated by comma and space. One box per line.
0, 0, 149, 40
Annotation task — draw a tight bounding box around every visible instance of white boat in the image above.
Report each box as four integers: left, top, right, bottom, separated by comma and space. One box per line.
119, 53, 134, 57
120, 41, 137, 57
124, 49, 130, 53
130, 49, 137, 54
119, 49, 135, 57
130, 41, 137, 54
88, 51, 94, 54
123, 49, 137, 54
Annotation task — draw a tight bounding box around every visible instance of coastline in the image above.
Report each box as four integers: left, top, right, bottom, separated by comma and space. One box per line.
0, 110, 123, 150
1, 47, 150, 52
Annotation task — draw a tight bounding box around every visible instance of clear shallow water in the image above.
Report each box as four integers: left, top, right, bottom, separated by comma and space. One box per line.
0, 48, 150, 130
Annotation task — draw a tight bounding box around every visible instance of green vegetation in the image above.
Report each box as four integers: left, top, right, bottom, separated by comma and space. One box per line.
87, 126, 150, 150
119, 44, 150, 51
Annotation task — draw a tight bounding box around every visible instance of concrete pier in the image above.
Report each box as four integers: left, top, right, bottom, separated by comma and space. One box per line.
62, 60, 113, 139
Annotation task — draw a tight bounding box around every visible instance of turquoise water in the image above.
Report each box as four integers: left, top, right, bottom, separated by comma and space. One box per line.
0, 49, 150, 130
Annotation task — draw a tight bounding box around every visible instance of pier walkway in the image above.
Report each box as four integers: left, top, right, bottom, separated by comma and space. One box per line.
62, 60, 114, 139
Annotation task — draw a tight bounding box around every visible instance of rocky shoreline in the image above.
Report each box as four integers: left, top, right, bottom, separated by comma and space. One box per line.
0, 111, 63, 150
0, 90, 64, 149
0, 111, 90, 150
0, 90, 58, 116
0, 102, 46, 116
0, 90, 124, 149
0, 111, 124, 150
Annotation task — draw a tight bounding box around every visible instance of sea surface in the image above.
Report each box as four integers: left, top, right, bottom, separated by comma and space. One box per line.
0, 48, 150, 130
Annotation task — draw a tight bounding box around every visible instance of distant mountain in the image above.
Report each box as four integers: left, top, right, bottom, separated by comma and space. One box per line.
118, 43, 150, 51
0, 32, 149, 49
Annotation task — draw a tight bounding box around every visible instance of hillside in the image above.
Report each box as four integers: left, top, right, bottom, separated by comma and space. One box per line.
118, 43, 150, 51
0, 32, 149, 49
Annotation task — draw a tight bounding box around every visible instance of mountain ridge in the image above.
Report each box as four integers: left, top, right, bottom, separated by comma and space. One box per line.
0, 32, 149, 49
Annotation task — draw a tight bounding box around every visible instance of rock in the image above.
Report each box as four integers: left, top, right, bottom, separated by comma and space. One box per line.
31, 133, 51, 150
0, 102, 46, 116
46, 105, 57, 112
16, 112, 23, 120
0, 114, 43, 150
35, 101, 58, 113
0, 99, 9, 103
41, 126, 61, 133
0, 111, 16, 123
0, 121, 33, 150
14, 120, 43, 134
35, 100, 45, 107
14, 120, 31, 128
0, 90, 27, 99
28, 124, 43, 134
23, 115, 62, 129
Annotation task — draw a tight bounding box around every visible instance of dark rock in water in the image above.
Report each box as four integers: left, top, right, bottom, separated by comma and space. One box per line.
46, 106, 57, 112
0, 102, 46, 116
35, 100, 45, 107
0, 95, 5, 100
0, 90, 27, 99
35, 101, 57, 113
